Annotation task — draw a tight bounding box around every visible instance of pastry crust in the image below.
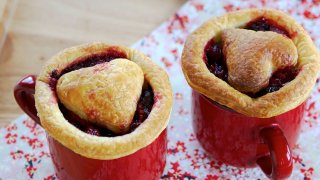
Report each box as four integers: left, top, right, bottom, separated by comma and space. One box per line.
182, 8, 320, 118
222, 28, 298, 94
35, 42, 172, 160
57, 59, 144, 134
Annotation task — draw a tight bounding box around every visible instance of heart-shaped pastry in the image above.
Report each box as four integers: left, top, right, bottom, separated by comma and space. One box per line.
222, 28, 298, 94
56, 58, 144, 134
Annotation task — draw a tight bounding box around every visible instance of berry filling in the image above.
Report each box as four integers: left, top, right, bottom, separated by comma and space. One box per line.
254, 67, 299, 97
245, 17, 289, 37
49, 50, 154, 137
203, 17, 299, 97
204, 39, 228, 82
131, 84, 154, 131
49, 48, 127, 91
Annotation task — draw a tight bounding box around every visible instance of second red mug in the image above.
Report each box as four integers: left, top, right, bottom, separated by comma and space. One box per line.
192, 90, 305, 179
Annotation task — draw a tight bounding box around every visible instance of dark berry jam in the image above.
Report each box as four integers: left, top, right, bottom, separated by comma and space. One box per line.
50, 49, 154, 137
49, 48, 127, 91
254, 67, 299, 97
203, 39, 228, 81
131, 83, 154, 131
85, 127, 101, 136
245, 17, 289, 37
60, 50, 127, 77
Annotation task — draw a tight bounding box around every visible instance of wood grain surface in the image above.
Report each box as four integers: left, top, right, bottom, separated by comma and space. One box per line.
0, 0, 185, 127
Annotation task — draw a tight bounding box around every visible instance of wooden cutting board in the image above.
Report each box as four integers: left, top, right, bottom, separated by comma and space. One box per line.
0, 0, 184, 127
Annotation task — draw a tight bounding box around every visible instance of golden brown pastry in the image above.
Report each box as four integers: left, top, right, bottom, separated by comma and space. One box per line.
35, 43, 173, 159
182, 8, 320, 117
222, 28, 298, 94
57, 59, 144, 133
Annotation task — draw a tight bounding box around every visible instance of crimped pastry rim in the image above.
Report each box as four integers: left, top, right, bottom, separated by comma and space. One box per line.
181, 8, 320, 118
35, 42, 173, 160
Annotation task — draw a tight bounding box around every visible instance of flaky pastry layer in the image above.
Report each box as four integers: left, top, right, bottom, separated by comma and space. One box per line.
57, 59, 144, 133
222, 28, 298, 94
35, 42, 172, 159
182, 8, 320, 118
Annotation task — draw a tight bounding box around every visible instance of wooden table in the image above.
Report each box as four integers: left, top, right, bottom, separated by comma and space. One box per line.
0, 0, 185, 127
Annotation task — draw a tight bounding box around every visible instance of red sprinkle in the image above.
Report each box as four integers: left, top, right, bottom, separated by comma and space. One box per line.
303, 10, 320, 20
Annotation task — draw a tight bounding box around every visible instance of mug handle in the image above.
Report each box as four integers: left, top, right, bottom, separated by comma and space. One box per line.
256, 124, 293, 179
14, 75, 40, 125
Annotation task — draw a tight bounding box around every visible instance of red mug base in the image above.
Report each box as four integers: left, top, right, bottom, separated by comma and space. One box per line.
48, 129, 167, 180
192, 90, 304, 168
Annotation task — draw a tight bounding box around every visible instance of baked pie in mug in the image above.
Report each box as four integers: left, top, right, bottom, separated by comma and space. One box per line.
14, 42, 172, 179
181, 9, 320, 179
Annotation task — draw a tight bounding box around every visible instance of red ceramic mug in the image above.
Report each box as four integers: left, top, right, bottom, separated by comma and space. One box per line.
192, 90, 305, 179
14, 75, 167, 180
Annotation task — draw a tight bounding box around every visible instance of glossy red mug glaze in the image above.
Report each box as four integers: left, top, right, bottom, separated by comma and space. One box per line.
192, 90, 305, 179
14, 75, 167, 180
